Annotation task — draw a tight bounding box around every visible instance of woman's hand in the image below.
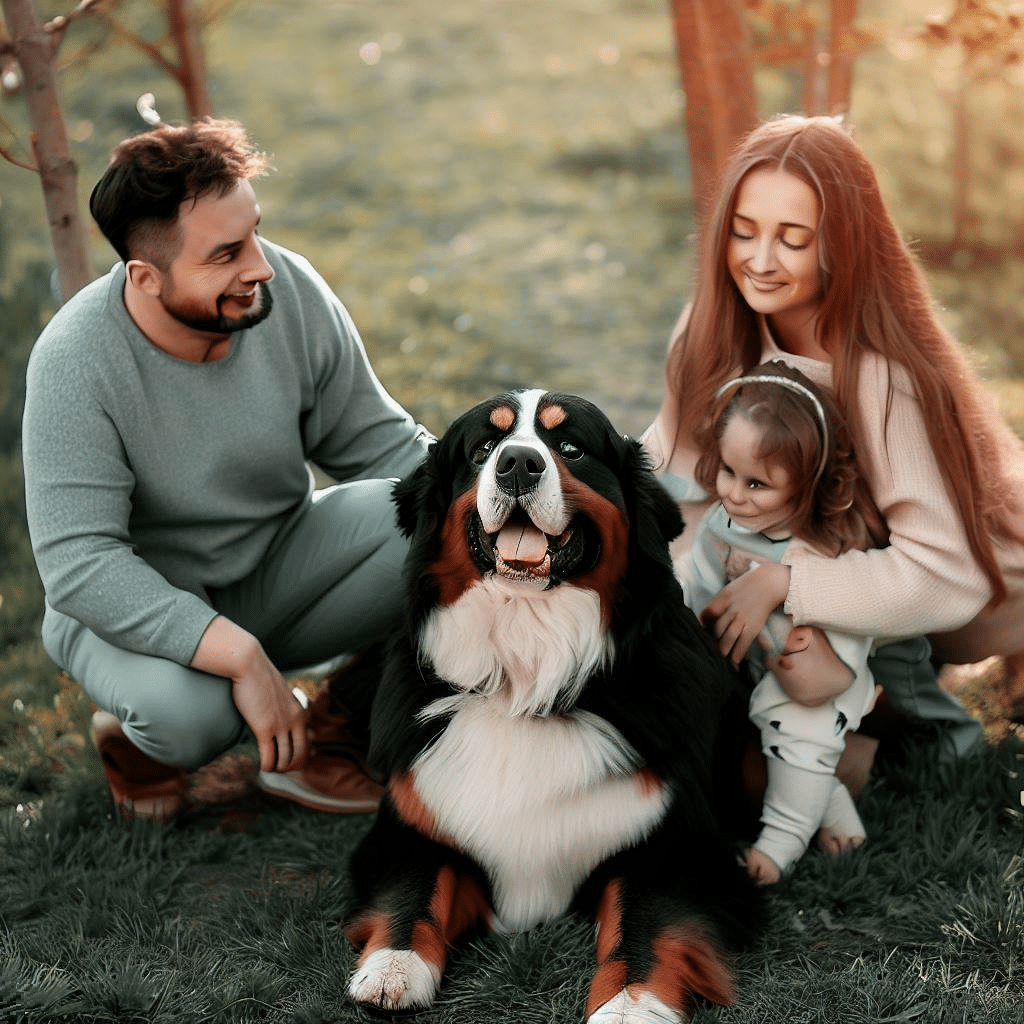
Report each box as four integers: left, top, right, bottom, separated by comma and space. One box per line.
701, 562, 791, 664
191, 615, 310, 774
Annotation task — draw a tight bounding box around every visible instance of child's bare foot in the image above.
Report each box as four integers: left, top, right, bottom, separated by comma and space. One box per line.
817, 778, 866, 855
818, 826, 866, 856
743, 847, 782, 886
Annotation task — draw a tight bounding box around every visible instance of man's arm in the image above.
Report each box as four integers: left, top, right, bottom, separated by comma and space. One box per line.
22, 311, 218, 664
268, 246, 432, 483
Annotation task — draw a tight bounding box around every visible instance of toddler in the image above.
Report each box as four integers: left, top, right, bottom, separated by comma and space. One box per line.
677, 361, 887, 884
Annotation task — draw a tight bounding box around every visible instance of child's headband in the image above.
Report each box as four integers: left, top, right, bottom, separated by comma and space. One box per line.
714, 374, 830, 485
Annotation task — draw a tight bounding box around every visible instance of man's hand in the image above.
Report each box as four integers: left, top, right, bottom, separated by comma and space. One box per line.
191, 615, 310, 773
702, 562, 791, 665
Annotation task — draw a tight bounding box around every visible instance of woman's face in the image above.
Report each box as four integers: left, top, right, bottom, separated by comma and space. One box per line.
727, 167, 822, 329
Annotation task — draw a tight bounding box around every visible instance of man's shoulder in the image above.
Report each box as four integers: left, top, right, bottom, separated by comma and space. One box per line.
259, 240, 356, 340
30, 265, 124, 365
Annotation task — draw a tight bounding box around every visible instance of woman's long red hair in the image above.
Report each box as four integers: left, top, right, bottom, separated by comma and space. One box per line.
666, 115, 1023, 602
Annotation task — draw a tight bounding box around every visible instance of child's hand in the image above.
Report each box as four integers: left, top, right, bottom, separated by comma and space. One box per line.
766, 625, 854, 706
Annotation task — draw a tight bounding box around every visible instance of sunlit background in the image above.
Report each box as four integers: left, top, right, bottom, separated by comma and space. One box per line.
2, 0, 1024, 754
3, 0, 1024, 439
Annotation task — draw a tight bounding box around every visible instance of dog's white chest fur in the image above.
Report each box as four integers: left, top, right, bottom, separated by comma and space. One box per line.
413, 577, 668, 932
411, 694, 670, 933
420, 576, 614, 717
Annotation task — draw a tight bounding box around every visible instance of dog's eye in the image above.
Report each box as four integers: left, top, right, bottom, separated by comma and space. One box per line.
471, 439, 496, 465
558, 441, 584, 460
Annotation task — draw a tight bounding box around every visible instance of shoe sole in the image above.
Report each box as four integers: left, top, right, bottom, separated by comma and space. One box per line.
257, 770, 381, 814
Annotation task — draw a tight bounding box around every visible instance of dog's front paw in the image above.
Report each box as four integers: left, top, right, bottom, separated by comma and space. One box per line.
588, 987, 684, 1024
347, 947, 441, 1012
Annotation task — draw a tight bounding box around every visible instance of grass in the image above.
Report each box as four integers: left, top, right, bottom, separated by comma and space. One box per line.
2, 0, 1024, 1020
0, 728, 1022, 1023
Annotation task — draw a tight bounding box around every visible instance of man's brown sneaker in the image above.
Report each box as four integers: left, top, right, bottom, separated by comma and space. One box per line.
89, 711, 188, 821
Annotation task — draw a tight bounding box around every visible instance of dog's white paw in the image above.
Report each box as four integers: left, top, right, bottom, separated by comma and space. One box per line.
347, 947, 441, 1011
587, 987, 684, 1024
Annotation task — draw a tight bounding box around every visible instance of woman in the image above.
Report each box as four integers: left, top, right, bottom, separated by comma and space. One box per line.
643, 114, 1024, 766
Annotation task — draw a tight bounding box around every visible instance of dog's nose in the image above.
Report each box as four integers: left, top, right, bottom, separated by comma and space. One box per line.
496, 443, 545, 494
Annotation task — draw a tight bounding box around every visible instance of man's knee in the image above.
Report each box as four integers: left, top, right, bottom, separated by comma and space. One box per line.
116, 670, 245, 771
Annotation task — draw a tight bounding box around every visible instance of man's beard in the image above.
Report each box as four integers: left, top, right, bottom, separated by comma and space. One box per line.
162, 281, 274, 335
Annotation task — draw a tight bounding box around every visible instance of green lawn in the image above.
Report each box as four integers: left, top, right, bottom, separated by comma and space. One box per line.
1, 721, 1022, 1023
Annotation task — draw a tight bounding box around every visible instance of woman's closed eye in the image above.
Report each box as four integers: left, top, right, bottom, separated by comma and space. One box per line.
780, 234, 812, 251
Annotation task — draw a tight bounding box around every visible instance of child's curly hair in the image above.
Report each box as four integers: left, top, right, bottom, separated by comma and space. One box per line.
693, 361, 888, 556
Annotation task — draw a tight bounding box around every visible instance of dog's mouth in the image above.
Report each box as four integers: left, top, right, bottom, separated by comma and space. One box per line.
469, 509, 596, 586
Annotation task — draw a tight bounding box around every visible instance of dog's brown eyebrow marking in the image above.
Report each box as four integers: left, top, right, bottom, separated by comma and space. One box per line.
490, 405, 516, 431
539, 403, 567, 429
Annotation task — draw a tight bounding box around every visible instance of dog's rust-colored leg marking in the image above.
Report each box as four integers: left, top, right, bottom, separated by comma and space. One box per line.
642, 926, 736, 1014
346, 864, 490, 977
344, 912, 394, 961
411, 864, 491, 973
586, 880, 736, 1019
585, 879, 628, 1016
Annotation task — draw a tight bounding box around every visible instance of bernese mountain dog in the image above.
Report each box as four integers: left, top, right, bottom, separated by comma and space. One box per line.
343, 389, 760, 1023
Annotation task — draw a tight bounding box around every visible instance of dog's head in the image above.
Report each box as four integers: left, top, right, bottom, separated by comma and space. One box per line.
394, 389, 682, 625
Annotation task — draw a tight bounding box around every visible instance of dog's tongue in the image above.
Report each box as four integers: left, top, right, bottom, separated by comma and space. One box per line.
495, 523, 549, 565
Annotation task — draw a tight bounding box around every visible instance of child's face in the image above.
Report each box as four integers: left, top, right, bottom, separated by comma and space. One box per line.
716, 412, 800, 537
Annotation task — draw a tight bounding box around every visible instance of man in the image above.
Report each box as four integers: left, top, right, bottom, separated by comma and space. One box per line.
22, 118, 431, 819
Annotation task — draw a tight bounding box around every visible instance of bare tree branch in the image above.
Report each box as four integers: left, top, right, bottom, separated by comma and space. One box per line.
44, 0, 121, 51
96, 8, 178, 78
0, 141, 37, 170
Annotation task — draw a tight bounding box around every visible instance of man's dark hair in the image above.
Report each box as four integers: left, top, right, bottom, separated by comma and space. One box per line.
89, 117, 269, 264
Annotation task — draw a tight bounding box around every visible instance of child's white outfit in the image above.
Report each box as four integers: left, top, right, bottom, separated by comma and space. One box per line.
676, 500, 878, 874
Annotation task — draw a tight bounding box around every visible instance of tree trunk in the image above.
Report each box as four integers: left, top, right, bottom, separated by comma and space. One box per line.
167, 0, 212, 118
669, 0, 758, 217
800, 13, 820, 115
826, 0, 859, 115
950, 61, 970, 250
1, 0, 92, 300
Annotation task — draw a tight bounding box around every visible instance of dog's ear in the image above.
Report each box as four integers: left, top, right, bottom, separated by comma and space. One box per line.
623, 437, 684, 552
393, 439, 451, 539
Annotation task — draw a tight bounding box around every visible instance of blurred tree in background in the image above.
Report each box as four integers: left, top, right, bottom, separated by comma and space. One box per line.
1, 0, 220, 299
4, 1, 1023, 295
1, 0, 91, 298
918, 0, 1024, 253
